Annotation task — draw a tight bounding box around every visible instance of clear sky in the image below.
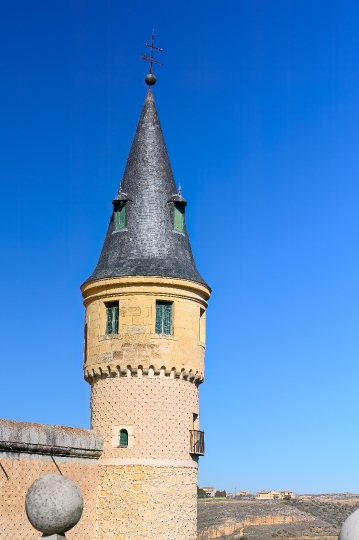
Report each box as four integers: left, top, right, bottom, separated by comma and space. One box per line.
1, 0, 359, 494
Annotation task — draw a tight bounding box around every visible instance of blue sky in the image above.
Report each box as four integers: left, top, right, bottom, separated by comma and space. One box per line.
1, 0, 359, 494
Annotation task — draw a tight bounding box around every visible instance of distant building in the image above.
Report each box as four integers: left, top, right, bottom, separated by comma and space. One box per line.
280, 490, 295, 499
236, 491, 251, 498
202, 487, 216, 497
255, 489, 295, 500
255, 490, 271, 499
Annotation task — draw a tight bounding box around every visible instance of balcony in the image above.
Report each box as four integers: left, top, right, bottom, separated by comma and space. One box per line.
190, 430, 205, 456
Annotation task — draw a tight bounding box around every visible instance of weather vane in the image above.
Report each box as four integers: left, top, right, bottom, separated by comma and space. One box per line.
141, 30, 163, 86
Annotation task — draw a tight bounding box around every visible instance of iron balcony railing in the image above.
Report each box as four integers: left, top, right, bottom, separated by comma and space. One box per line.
190, 430, 205, 456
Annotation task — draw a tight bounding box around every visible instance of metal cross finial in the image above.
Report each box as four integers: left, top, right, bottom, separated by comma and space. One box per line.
141, 30, 163, 86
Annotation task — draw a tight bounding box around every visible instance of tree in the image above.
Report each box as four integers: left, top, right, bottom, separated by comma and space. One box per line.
197, 486, 207, 499
215, 490, 226, 498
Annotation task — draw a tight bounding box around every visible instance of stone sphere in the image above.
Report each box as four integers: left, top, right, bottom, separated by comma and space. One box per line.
25, 474, 83, 535
145, 73, 157, 86
340, 508, 359, 540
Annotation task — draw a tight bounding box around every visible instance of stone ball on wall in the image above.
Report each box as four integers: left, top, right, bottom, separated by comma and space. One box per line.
340, 509, 359, 540
25, 474, 83, 535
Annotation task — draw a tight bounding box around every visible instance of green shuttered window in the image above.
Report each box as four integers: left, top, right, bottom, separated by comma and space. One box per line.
155, 301, 172, 335
119, 429, 128, 447
106, 302, 119, 335
114, 202, 126, 230
174, 205, 184, 233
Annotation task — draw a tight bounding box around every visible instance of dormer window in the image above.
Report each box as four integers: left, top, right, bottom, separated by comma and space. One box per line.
174, 205, 185, 232
167, 190, 187, 235
114, 201, 126, 230
112, 190, 132, 232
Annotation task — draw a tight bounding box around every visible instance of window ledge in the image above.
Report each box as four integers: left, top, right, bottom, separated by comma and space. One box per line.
152, 333, 176, 340
172, 230, 186, 236
99, 334, 121, 341
112, 228, 128, 234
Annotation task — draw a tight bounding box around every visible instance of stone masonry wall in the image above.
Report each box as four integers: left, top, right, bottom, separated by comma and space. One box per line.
82, 276, 208, 540
91, 377, 199, 460
0, 456, 98, 540
82, 277, 209, 381
96, 464, 197, 540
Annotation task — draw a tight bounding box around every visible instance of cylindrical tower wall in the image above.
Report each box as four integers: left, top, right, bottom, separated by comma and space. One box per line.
91, 377, 199, 461
81, 276, 210, 540
91, 377, 199, 540
82, 276, 209, 382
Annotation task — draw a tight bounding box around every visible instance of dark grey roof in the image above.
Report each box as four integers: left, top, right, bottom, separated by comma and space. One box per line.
87, 88, 208, 287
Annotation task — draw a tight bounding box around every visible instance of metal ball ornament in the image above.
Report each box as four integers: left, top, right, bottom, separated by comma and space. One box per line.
145, 73, 157, 86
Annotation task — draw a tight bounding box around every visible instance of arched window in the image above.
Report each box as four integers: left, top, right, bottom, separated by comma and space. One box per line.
119, 429, 128, 447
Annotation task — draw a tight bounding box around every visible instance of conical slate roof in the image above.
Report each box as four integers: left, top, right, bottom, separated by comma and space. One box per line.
87, 88, 208, 287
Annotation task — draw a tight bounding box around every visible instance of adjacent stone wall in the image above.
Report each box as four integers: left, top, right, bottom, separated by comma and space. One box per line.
96, 464, 197, 540
0, 456, 99, 540
0, 419, 103, 539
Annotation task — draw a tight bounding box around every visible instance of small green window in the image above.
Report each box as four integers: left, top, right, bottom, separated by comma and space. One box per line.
174, 205, 184, 233
106, 302, 119, 335
155, 301, 172, 335
114, 202, 126, 230
119, 429, 128, 447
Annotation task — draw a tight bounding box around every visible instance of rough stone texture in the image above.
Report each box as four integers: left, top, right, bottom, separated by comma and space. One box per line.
86, 88, 208, 287
82, 276, 209, 381
0, 456, 98, 539
286, 493, 359, 535
96, 464, 197, 540
197, 495, 359, 540
197, 500, 314, 540
26, 474, 83, 535
91, 377, 199, 460
238, 521, 338, 540
0, 419, 103, 459
339, 508, 359, 539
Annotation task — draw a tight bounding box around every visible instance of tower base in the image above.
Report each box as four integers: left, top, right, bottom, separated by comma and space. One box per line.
96, 464, 198, 540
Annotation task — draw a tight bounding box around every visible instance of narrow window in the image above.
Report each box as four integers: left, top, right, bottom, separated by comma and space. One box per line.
114, 202, 126, 230
199, 308, 206, 342
192, 413, 199, 430
84, 323, 88, 363
155, 301, 172, 335
106, 302, 119, 335
119, 429, 128, 447
174, 205, 185, 233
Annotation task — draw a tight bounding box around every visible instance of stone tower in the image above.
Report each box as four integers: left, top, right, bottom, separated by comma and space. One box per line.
81, 86, 211, 540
